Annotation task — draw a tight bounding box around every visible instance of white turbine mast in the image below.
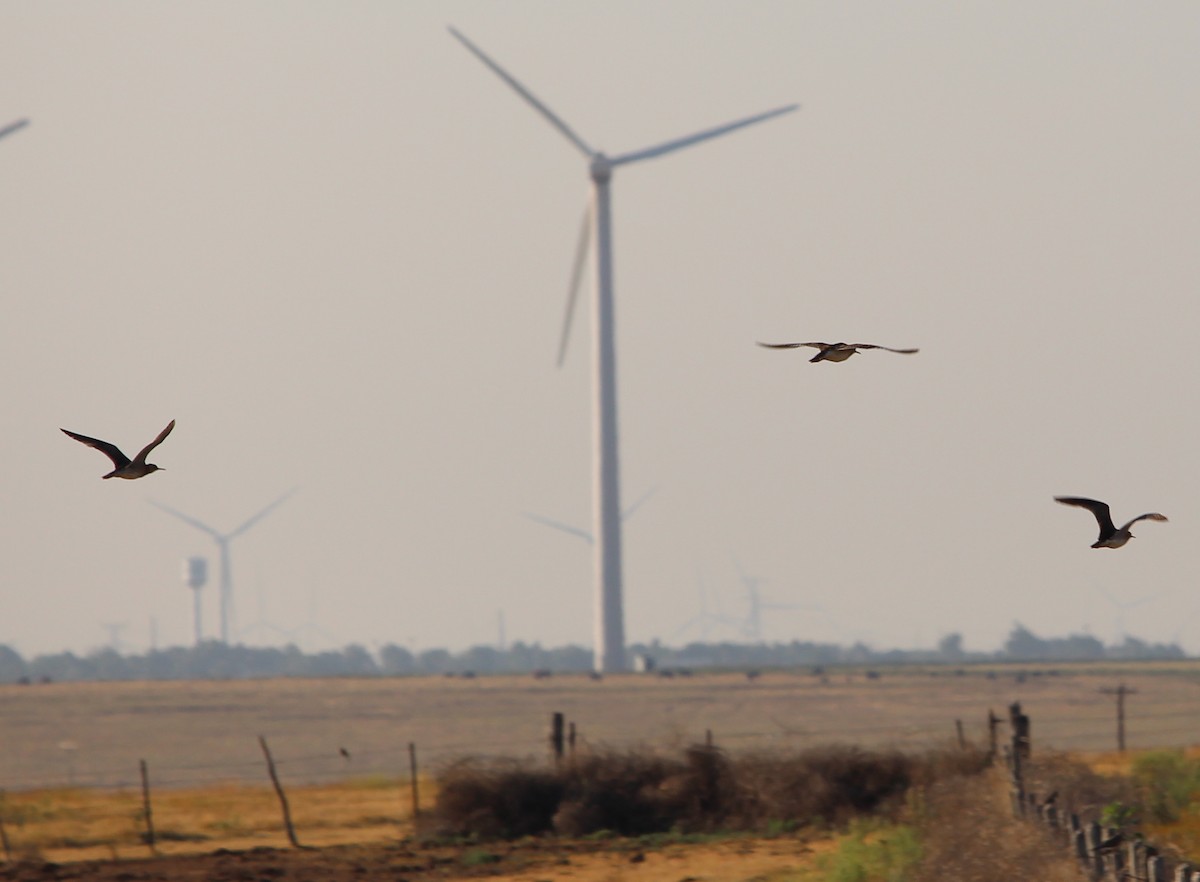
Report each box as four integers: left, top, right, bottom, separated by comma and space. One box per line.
451, 27, 797, 672
152, 489, 296, 644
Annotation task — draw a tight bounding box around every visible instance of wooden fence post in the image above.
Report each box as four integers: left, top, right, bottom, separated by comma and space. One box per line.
705, 729, 713, 749
0, 789, 11, 862
987, 708, 1000, 760
1009, 701, 1031, 760
408, 741, 420, 821
139, 759, 156, 854
1148, 855, 1164, 882
258, 735, 301, 848
550, 712, 565, 764
955, 719, 966, 749
1072, 827, 1088, 864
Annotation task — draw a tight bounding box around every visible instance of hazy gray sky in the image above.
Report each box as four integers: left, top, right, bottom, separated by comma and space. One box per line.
4, 2, 1199, 659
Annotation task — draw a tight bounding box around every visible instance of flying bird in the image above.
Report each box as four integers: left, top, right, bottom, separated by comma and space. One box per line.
1054, 497, 1168, 549
61, 420, 175, 480
756, 341, 919, 363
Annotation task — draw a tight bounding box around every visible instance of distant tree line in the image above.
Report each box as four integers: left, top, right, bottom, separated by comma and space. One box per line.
0, 623, 1183, 683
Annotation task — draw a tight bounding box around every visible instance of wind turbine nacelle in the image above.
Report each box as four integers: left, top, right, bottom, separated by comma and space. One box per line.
183, 556, 208, 590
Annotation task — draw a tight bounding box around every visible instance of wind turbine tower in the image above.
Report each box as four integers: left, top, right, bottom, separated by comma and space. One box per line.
182, 556, 208, 646
451, 28, 797, 672
153, 490, 295, 644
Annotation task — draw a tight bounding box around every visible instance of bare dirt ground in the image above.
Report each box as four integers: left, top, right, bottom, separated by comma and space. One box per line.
0, 834, 831, 882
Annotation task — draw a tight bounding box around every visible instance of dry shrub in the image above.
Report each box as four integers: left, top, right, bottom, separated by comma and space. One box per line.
910, 770, 1085, 882
434, 757, 563, 838
553, 746, 732, 836
735, 746, 914, 826
433, 743, 990, 840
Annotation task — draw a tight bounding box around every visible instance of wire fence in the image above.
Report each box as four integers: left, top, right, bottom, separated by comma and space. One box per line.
7, 694, 1200, 794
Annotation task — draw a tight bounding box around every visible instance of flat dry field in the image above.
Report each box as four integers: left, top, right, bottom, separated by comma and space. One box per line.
4, 660, 1200, 793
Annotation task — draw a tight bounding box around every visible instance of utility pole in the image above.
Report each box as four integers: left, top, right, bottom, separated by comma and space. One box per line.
1100, 683, 1137, 753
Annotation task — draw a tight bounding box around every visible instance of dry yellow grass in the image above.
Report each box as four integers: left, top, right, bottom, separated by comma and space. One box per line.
0, 775, 433, 863
0, 777, 847, 880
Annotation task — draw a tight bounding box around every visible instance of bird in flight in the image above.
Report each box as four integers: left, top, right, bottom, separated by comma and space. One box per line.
61, 419, 175, 480
756, 341, 919, 363
1054, 496, 1167, 549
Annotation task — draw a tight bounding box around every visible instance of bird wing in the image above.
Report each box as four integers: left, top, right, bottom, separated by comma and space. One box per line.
61, 429, 131, 469
849, 344, 919, 354
132, 419, 176, 464
1054, 496, 1117, 536
756, 341, 828, 350
1120, 512, 1168, 531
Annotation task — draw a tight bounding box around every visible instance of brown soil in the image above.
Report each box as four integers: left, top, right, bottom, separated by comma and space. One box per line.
0, 835, 829, 882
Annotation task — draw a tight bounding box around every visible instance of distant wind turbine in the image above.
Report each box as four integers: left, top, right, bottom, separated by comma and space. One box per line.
672, 572, 739, 643
451, 27, 797, 672
1097, 587, 1169, 644
520, 486, 658, 545
151, 489, 296, 644
733, 556, 824, 643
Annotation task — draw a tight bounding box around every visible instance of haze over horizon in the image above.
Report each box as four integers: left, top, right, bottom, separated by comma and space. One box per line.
3, 3, 1199, 660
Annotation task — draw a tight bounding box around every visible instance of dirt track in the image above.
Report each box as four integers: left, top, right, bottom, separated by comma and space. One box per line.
0, 835, 826, 882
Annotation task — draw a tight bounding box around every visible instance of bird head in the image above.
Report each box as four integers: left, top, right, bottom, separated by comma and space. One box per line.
147, 464, 164, 474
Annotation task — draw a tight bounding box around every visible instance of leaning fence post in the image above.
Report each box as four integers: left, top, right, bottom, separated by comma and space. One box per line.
139, 759, 156, 854
258, 735, 301, 848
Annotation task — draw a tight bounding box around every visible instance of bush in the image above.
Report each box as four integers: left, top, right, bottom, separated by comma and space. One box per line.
1132, 750, 1200, 823
433, 744, 989, 840
434, 758, 564, 838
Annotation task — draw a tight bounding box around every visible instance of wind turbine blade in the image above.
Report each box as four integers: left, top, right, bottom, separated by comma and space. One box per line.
229, 488, 297, 540
448, 27, 595, 159
609, 104, 798, 167
150, 500, 222, 540
620, 485, 658, 522
0, 119, 30, 141
520, 511, 594, 544
557, 201, 592, 367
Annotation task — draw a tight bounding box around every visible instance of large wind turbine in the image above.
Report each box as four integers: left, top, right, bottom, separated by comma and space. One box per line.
451, 27, 796, 673
152, 489, 296, 644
